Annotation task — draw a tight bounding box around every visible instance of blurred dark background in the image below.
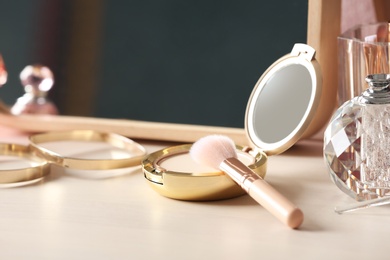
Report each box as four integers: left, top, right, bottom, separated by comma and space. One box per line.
0, 0, 307, 128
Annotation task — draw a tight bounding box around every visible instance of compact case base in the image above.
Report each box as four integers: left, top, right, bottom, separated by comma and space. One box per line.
142, 144, 267, 201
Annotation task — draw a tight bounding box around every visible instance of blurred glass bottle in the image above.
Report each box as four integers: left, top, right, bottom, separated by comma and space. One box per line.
11, 64, 58, 115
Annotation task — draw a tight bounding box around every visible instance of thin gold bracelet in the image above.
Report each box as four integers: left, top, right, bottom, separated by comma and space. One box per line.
0, 143, 49, 184
29, 130, 147, 170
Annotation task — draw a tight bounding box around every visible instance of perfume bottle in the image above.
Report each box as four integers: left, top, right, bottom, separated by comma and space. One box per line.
11, 64, 58, 115
324, 74, 390, 200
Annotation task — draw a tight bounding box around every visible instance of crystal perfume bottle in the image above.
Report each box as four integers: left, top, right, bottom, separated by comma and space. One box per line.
324, 74, 390, 200
11, 64, 58, 115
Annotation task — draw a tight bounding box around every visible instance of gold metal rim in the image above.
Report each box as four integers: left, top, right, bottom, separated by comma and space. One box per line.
29, 130, 146, 170
0, 143, 49, 184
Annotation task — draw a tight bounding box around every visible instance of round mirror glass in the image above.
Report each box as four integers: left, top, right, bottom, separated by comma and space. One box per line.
252, 64, 312, 143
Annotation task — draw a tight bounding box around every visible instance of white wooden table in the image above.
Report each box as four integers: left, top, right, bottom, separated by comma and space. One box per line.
0, 126, 388, 259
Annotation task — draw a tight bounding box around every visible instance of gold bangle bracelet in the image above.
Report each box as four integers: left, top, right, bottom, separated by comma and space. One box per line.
29, 130, 147, 170
0, 143, 49, 184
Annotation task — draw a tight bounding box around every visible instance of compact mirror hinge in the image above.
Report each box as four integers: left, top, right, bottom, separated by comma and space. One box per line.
291, 43, 316, 61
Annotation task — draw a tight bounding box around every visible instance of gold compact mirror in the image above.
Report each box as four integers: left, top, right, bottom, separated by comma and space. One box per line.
143, 43, 329, 201
245, 43, 324, 155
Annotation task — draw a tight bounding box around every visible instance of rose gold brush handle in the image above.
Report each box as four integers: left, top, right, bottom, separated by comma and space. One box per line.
220, 158, 304, 229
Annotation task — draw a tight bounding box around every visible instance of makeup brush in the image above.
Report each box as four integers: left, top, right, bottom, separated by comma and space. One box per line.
190, 135, 304, 229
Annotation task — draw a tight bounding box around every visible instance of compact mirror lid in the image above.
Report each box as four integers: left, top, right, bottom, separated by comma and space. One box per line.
245, 44, 322, 155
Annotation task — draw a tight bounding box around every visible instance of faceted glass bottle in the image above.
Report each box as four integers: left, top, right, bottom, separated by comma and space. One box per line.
324, 74, 390, 200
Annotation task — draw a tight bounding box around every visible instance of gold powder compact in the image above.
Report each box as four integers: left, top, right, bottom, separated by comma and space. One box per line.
142, 43, 331, 201
143, 144, 267, 201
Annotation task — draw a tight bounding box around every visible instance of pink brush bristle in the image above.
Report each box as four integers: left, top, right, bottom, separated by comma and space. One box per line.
190, 135, 237, 169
